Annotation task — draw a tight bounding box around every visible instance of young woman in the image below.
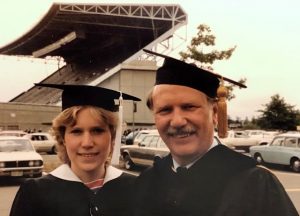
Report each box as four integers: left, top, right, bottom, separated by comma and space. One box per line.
10, 84, 140, 216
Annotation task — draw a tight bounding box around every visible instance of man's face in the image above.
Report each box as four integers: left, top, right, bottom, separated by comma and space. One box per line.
152, 84, 218, 165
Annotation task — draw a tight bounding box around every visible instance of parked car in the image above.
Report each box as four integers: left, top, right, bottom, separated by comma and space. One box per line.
0, 136, 44, 178
121, 131, 139, 145
244, 129, 268, 137
133, 129, 158, 145
121, 133, 168, 170
249, 133, 300, 172
219, 130, 263, 152
0, 130, 27, 137
258, 131, 282, 145
121, 134, 222, 170
121, 129, 158, 145
24, 132, 57, 154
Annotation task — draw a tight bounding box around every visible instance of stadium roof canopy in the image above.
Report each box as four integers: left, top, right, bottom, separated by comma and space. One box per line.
0, 3, 187, 64
0, 3, 187, 104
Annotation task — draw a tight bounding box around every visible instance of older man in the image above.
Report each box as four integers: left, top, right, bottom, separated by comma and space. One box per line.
134, 50, 298, 216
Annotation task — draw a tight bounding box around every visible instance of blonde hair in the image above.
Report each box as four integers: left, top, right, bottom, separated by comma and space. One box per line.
51, 106, 118, 165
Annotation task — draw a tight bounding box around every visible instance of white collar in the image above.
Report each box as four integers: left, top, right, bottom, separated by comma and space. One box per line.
172, 137, 218, 171
50, 164, 123, 184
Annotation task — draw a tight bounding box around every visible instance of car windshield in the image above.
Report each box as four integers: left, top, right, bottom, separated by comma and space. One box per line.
127, 131, 138, 139
271, 137, 285, 147
136, 133, 148, 141
0, 139, 34, 152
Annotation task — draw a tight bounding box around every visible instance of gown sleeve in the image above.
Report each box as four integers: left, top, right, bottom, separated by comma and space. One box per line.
10, 179, 38, 216
214, 166, 299, 216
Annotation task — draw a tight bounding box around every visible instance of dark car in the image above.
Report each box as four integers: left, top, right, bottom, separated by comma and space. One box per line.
120, 134, 222, 170
120, 133, 168, 170
121, 131, 139, 145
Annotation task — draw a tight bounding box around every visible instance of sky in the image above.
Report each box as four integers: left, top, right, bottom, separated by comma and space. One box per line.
0, 0, 299, 120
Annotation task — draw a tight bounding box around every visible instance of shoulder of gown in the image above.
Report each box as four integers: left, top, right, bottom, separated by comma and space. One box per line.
215, 165, 299, 216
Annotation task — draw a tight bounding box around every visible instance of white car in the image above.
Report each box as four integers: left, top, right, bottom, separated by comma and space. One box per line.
219, 130, 262, 152
0, 136, 44, 178
244, 130, 266, 138
24, 132, 57, 154
0, 130, 28, 137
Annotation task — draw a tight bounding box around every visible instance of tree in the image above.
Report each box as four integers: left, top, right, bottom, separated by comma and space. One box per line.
297, 113, 300, 126
179, 24, 245, 100
256, 94, 300, 131
242, 117, 260, 130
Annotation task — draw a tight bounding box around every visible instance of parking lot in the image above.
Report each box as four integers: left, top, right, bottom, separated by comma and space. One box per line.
1, 154, 300, 216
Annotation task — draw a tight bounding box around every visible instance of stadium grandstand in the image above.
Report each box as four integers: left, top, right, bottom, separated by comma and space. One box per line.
0, 2, 187, 128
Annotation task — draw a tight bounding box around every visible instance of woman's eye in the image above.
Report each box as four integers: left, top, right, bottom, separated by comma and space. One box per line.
70, 128, 82, 134
91, 128, 105, 134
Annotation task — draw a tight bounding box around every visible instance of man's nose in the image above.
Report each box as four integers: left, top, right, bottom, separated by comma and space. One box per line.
170, 109, 187, 127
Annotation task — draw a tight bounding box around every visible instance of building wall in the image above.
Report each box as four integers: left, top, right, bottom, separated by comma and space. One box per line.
99, 60, 157, 131
0, 102, 60, 132
0, 60, 157, 132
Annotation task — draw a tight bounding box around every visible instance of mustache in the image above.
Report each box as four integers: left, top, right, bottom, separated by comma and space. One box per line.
166, 126, 196, 137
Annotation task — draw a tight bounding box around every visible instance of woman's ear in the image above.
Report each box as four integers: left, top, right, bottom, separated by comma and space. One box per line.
110, 139, 115, 154
106, 139, 115, 164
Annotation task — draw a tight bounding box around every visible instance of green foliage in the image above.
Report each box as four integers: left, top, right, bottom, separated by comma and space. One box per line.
256, 94, 300, 131
241, 117, 260, 129
179, 24, 236, 67
179, 24, 245, 100
297, 113, 300, 125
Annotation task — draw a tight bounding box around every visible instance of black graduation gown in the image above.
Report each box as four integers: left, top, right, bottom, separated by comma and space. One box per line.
10, 165, 135, 216
134, 144, 299, 216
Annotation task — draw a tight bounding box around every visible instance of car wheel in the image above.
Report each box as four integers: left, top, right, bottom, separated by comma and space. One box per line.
291, 159, 300, 172
51, 146, 57, 154
254, 153, 264, 164
48, 146, 57, 155
124, 155, 134, 170
153, 156, 162, 164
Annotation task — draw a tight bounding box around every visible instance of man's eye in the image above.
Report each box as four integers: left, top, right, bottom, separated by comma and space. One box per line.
156, 108, 171, 114
183, 105, 197, 110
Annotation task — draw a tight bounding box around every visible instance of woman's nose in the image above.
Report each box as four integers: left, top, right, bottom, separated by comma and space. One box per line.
81, 132, 93, 147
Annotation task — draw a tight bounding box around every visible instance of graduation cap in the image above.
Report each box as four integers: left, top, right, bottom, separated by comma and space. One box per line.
143, 49, 246, 98
143, 49, 246, 138
35, 83, 141, 111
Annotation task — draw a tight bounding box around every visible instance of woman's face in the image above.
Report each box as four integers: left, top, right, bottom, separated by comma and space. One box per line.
64, 108, 113, 180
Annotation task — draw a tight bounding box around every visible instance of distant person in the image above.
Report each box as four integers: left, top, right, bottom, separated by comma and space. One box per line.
10, 83, 140, 216
134, 50, 298, 216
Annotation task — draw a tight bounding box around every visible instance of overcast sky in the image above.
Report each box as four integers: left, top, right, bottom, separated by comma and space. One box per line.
0, 0, 299, 120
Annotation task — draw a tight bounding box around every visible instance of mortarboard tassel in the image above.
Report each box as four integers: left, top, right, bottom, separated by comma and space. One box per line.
111, 92, 123, 166
217, 78, 228, 138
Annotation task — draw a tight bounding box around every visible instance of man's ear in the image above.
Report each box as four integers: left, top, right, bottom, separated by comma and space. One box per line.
212, 103, 218, 126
